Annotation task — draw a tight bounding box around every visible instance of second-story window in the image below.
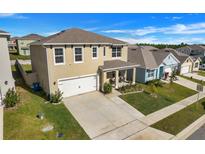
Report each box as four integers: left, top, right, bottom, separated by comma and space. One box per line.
112, 47, 121, 58
54, 48, 65, 65
92, 46, 98, 59
74, 47, 83, 63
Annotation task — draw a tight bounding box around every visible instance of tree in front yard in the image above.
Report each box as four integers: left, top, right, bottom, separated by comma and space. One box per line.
50, 89, 63, 104
103, 83, 112, 94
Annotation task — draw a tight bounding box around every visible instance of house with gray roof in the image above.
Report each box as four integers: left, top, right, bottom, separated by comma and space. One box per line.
177, 45, 205, 62
16, 34, 44, 56
163, 48, 200, 74
127, 46, 179, 83
30, 28, 138, 97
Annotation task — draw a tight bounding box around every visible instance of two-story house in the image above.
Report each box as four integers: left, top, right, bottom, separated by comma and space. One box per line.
0, 30, 15, 104
17, 34, 44, 56
8, 37, 19, 53
30, 28, 138, 98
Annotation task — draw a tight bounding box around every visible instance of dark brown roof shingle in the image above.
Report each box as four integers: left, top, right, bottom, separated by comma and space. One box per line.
32, 28, 126, 45
19, 34, 44, 40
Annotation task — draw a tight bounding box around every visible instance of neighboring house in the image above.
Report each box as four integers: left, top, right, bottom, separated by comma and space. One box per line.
17, 34, 44, 56
128, 46, 179, 83
177, 45, 205, 62
163, 48, 200, 74
0, 30, 15, 104
30, 28, 138, 98
8, 37, 19, 53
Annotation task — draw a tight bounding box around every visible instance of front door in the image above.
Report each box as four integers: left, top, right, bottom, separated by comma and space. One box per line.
159, 66, 164, 78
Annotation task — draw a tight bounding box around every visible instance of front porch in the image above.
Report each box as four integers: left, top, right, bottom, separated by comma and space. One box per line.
99, 60, 139, 91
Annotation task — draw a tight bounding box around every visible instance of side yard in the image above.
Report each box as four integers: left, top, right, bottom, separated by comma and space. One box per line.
151, 97, 205, 135
9, 53, 30, 60
120, 82, 197, 115
4, 66, 89, 140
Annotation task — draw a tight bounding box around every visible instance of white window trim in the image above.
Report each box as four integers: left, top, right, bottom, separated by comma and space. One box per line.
53, 47, 65, 65
147, 70, 155, 78
92, 46, 98, 59
111, 47, 122, 59
73, 46, 84, 64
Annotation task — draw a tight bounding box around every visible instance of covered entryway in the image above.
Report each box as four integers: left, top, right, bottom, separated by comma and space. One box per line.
58, 75, 97, 97
181, 66, 190, 74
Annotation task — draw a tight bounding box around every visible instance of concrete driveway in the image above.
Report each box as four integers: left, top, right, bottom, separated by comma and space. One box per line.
63, 91, 147, 139
183, 72, 205, 81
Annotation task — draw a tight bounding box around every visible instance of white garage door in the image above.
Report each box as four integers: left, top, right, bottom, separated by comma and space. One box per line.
181, 66, 190, 74
58, 75, 97, 97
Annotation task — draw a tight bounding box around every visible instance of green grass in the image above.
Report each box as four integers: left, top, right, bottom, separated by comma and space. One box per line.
151, 97, 205, 135
180, 75, 205, 86
198, 70, 205, 77
4, 66, 89, 140
120, 83, 197, 115
9, 53, 30, 60
22, 64, 32, 73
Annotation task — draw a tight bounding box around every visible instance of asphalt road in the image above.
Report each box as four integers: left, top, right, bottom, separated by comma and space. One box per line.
187, 124, 205, 140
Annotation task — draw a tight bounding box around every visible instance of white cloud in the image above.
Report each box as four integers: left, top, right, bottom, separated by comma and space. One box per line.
44, 31, 60, 36
0, 13, 28, 19
102, 22, 205, 36
115, 36, 158, 44
172, 16, 183, 20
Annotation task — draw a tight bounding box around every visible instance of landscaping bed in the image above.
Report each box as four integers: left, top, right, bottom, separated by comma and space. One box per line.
151, 97, 205, 135
120, 83, 197, 115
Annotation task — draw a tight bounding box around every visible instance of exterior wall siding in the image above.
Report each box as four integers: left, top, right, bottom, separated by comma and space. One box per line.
17, 39, 37, 56
0, 35, 15, 99
31, 44, 128, 94
135, 67, 146, 83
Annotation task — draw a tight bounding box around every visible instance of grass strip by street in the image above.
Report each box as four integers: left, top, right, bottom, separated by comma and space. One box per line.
179, 75, 205, 86
151, 97, 205, 135
120, 83, 197, 115
198, 70, 205, 77
9, 53, 30, 60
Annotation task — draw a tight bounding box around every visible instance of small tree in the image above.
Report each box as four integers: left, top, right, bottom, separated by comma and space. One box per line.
50, 89, 63, 104
103, 83, 112, 94
4, 88, 20, 108
170, 70, 177, 83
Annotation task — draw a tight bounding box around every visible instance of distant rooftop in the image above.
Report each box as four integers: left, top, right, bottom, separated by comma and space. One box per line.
19, 34, 44, 40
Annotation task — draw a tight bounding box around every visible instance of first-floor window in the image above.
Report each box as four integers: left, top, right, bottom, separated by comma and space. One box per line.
54, 48, 64, 64
147, 70, 155, 78
112, 47, 122, 58
74, 47, 83, 63
92, 46, 98, 59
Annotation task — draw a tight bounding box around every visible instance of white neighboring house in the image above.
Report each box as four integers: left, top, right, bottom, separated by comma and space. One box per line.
0, 30, 15, 105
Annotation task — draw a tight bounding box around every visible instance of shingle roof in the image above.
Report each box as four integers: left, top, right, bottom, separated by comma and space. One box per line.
128, 46, 160, 69
160, 48, 189, 63
19, 34, 44, 40
32, 28, 127, 45
100, 60, 138, 70
0, 29, 9, 35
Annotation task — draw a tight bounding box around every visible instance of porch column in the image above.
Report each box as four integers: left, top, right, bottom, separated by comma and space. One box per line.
101, 71, 107, 91
132, 67, 136, 84
124, 70, 127, 81
115, 70, 119, 89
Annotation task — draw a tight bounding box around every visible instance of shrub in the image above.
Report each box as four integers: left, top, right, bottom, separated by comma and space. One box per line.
4, 88, 20, 108
50, 89, 63, 104
147, 79, 163, 87
103, 83, 112, 94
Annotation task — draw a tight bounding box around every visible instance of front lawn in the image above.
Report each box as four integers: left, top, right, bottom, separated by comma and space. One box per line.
4, 66, 89, 140
151, 97, 205, 135
9, 53, 30, 60
180, 75, 205, 86
120, 83, 197, 115
198, 70, 205, 77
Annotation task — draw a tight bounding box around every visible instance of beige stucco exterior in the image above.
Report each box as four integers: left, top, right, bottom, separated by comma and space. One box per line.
0, 34, 15, 101
192, 59, 200, 72
31, 44, 128, 95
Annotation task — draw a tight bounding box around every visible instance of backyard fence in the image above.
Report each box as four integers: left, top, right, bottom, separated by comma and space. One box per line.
16, 59, 37, 86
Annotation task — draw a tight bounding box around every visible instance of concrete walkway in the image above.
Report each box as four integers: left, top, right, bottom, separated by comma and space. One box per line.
174, 76, 199, 91
183, 72, 205, 82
